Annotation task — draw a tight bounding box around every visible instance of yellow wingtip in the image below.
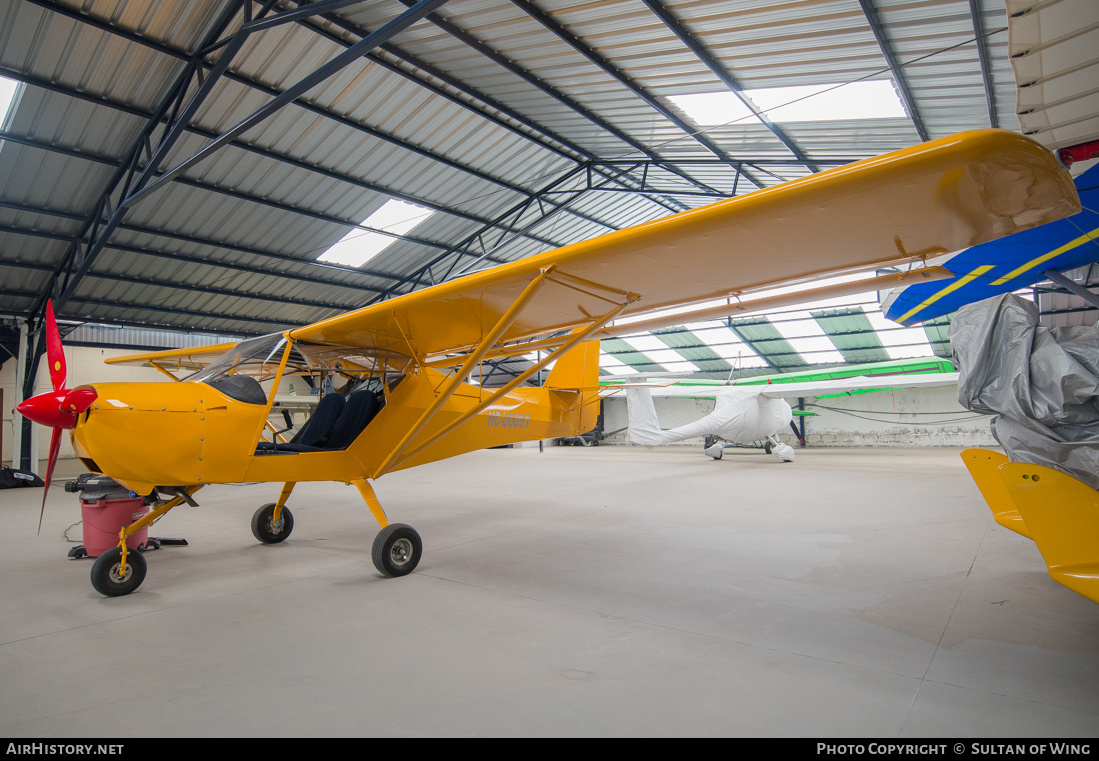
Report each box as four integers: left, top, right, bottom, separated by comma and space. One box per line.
960, 448, 1031, 539
999, 463, 1099, 604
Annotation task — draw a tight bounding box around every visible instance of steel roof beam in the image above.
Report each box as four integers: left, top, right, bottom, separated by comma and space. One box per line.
0, 125, 492, 261
26, 1, 669, 224
363, 164, 599, 302
385, 0, 705, 207
1, 68, 621, 244
128, 0, 453, 207
857, 0, 930, 142
0, 258, 364, 312
0, 288, 310, 330
1, 221, 388, 296
0, 69, 572, 255
968, 0, 998, 128
20, 1, 615, 304
640, 0, 820, 173
16, 5, 559, 193
509, 0, 765, 190
21, 0, 251, 326
293, 12, 689, 215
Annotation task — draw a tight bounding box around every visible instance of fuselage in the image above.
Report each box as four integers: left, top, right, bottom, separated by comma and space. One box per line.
70, 367, 597, 495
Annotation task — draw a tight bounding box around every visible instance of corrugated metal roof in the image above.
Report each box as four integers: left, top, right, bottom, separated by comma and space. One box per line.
0, 0, 1082, 380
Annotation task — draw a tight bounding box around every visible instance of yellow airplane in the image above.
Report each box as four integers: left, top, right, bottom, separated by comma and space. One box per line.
17, 129, 1080, 597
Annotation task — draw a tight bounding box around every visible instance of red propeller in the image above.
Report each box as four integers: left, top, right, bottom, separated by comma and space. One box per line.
16, 301, 97, 533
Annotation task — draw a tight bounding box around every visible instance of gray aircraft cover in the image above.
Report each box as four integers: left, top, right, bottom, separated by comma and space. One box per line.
949, 293, 1099, 490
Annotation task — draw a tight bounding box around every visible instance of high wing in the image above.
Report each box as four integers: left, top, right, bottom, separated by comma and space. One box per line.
881, 164, 1099, 326
108, 130, 1076, 374
287, 130, 1076, 365
104, 342, 238, 375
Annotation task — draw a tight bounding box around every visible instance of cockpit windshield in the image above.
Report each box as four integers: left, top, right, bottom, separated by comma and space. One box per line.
185, 334, 287, 404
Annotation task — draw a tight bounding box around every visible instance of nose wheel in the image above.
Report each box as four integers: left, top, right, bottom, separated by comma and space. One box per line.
372, 523, 422, 577
90, 547, 147, 597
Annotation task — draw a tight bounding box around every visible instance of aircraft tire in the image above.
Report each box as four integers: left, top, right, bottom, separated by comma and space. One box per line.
711, 449, 722, 460
372, 523, 422, 577
764, 441, 773, 455
251, 503, 294, 544
90, 547, 147, 597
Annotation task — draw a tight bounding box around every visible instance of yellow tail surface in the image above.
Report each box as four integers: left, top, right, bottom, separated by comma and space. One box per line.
545, 339, 600, 390
544, 339, 601, 433
999, 463, 1099, 604
961, 449, 1031, 539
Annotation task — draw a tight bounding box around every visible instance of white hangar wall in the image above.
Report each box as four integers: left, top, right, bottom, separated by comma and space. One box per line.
600, 384, 998, 449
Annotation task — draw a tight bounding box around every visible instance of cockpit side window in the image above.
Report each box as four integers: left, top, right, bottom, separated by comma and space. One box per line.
206, 375, 267, 405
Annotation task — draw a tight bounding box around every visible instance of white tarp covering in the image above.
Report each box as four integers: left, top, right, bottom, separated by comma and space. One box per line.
949, 294, 1099, 490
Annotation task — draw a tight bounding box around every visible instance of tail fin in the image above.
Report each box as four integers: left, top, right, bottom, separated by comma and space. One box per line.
545, 339, 599, 390
625, 387, 666, 445
999, 462, 1099, 604
545, 339, 601, 434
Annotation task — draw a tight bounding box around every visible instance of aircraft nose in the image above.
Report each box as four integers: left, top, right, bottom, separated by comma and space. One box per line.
17, 385, 97, 429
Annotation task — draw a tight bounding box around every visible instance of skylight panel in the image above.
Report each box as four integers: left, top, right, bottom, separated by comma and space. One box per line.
682, 321, 770, 369
317, 200, 432, 267
621, 334, 703, 373
599, 353, 639, 375
862, 307, 936, 359
0, 77, 22, 128
750, 80, 905, 123
667, 92, 762, 127
0, 76, 26, 160
769, 312, 845, 364
670, 80, 905, 126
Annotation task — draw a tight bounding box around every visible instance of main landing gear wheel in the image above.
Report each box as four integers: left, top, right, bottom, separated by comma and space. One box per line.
372, 523, 422, 577
90, 547, 147, 597
251, 503, 294, 544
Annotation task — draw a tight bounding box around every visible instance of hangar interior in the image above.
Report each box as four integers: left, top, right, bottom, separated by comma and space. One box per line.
1, 0, 1097, 738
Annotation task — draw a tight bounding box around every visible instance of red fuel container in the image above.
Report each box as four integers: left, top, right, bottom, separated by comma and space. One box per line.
68, 475, 149, 557
81, 497, 149, 557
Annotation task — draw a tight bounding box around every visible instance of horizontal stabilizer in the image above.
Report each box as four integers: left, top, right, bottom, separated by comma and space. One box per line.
960, 448, 1031, 539
999, 462, 1099, 604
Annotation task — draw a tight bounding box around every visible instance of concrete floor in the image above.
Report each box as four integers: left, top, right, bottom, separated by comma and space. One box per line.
1, 445, 1096, 737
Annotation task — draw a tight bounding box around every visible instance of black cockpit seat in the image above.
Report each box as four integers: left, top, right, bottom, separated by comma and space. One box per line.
257, 392, 345, 453
325, 389, 380, 450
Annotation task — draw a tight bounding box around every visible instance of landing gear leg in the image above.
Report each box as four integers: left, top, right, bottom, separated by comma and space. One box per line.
88, 485, 203, 596
353, 479, 422, 577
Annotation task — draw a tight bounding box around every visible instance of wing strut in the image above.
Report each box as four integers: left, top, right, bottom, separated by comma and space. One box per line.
373, 268, 556, 476
378, 296, 633, 475
384, 298, 630, 476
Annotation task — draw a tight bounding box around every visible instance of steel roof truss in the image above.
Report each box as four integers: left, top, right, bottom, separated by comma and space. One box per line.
857, 0, 929, 142
969, 0, 999, 128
